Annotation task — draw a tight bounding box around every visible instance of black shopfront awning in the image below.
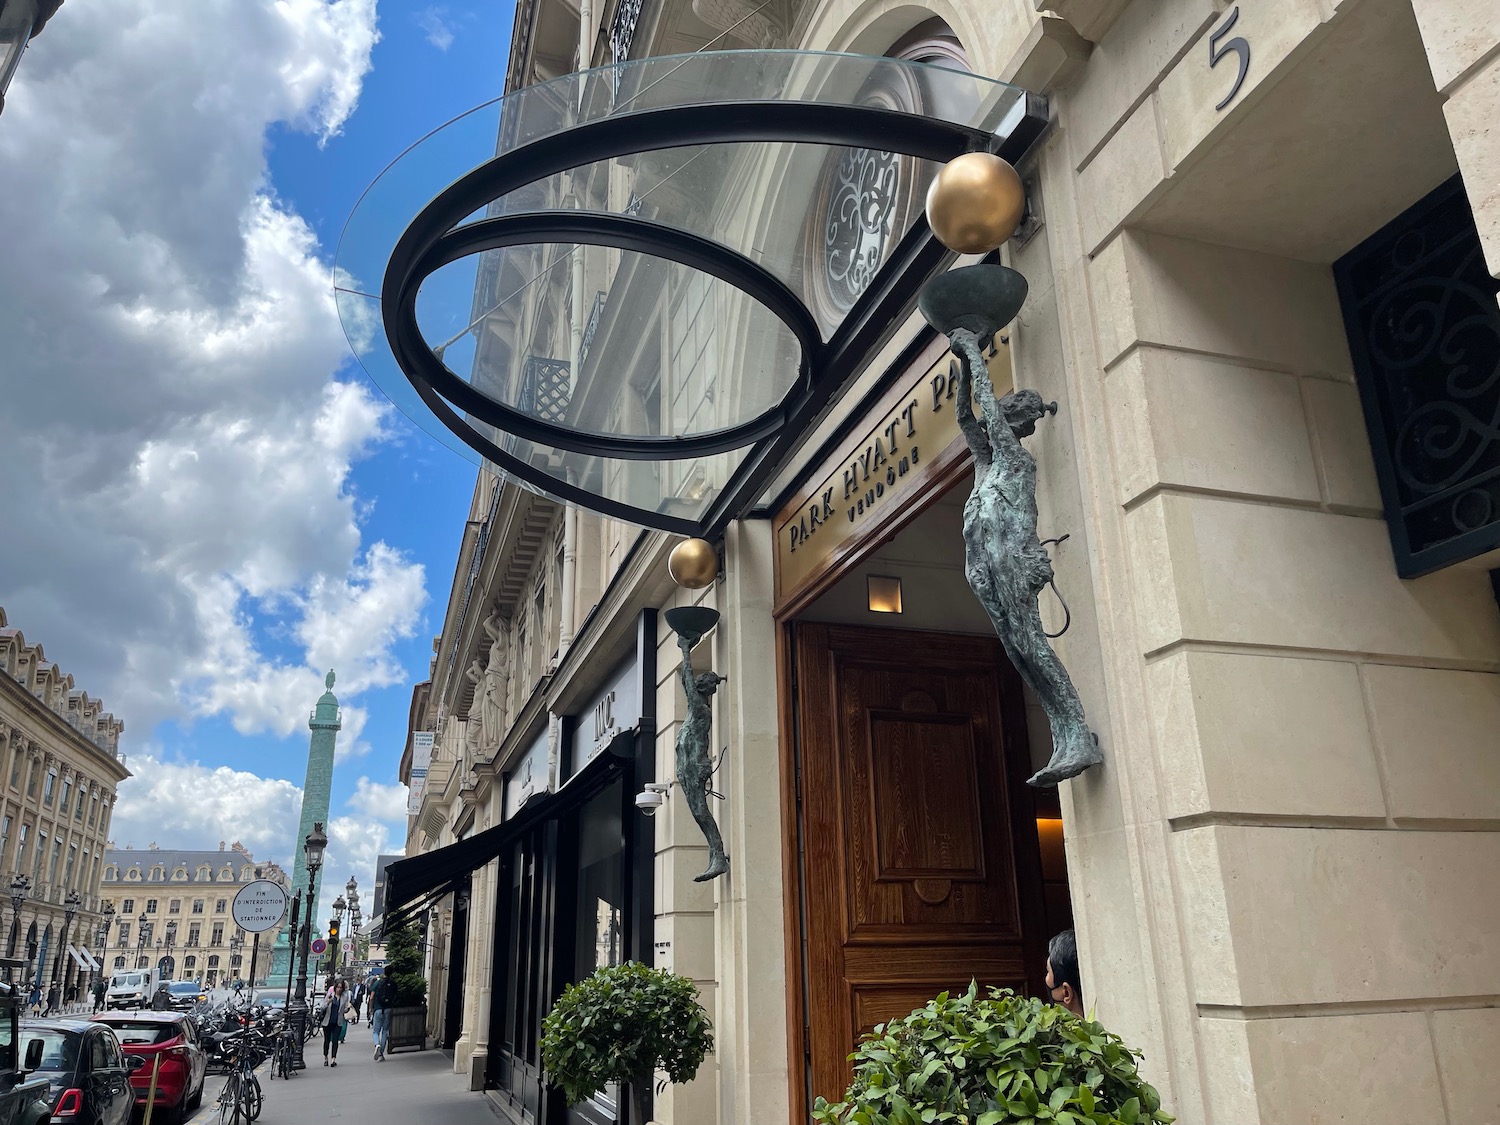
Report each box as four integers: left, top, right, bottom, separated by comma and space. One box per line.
383, 728, 635, 930
336, 51, 1045, 538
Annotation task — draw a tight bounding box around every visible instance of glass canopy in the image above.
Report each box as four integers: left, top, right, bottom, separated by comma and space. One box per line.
336, 50, 1043, 534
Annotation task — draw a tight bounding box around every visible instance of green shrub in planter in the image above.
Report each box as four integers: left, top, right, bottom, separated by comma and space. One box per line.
541, 962, 713, 1124
813, 984, 1172, 1125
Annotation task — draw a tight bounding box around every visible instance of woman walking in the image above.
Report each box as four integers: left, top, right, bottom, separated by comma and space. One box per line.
320, 981, 352, 1067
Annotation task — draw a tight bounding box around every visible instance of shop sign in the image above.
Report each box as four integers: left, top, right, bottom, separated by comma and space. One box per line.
406, 730, 435, 814
569, 655, 641, 775
504, 726, 551, 821
774, 340, 1012, 603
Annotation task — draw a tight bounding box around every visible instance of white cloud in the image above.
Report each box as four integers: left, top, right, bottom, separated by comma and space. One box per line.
108, 754, 303, 865
416, 7, 456, 50
0, 0, 432, 748
348, 777, 409, 822
109, 755, 409, 927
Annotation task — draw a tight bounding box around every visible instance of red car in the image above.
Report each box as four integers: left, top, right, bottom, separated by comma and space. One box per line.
90, 1011, 206, 1125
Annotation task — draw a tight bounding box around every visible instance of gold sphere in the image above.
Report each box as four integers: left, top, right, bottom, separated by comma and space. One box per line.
668, 538, 718, 589
924, 153, 1026, 255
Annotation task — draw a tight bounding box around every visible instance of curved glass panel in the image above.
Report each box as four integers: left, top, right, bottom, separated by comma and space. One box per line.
416, 245, 802, 441
335, 50, 1026, 522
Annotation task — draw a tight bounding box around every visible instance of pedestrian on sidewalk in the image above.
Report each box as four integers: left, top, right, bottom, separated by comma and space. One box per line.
44, 982, 59, 1016
27, 983, 40, 1016
91, 978, 106, 1013
369, 973, 394, 1062
320, 979, 352, 1067
348, 978, 364, 1024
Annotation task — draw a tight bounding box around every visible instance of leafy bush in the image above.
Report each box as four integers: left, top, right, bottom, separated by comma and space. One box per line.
383, 919, 428, 1007
541, 962, 713, 1110
813, 984, 1172, 1125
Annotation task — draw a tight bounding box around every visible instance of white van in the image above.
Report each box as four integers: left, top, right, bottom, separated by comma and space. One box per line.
105, 967, 159, 1009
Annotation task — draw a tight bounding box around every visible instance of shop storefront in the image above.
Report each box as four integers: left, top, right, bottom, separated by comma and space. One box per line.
366, 3, 1500, 1122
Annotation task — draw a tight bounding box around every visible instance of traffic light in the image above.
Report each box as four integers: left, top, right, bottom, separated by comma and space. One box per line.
328, 918, 341, 944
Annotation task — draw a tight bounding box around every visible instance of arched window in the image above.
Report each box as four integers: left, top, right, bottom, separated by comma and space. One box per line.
207, 955, 220, 969
104, 865, 118, 882
112, 955, 125, 969
184, 955, 196, 971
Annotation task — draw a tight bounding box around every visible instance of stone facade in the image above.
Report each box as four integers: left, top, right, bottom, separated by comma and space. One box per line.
0, 606, 129, 1001
98, 843, 289, 988
398, 1, 1500, 1122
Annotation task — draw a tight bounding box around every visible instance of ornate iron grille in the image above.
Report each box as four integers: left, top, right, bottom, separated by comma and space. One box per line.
519, 355, 572, 421
580, 291, 606, 370
1335, 175, 1500, 577
610, 0, 643, 93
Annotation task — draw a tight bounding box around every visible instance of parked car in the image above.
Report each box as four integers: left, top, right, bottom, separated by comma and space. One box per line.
18, 1019, 141, 1125
163, 982, 206, 1012
89, 1012, 205, 1125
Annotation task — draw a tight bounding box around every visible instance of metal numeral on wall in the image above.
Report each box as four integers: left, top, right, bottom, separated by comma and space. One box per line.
1209, 6, 1251, 111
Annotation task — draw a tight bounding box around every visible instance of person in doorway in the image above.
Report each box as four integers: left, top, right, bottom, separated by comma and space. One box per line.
369, 973, 394, 1062
1045, 929, 1085, 1017
320, 979, 351, 1066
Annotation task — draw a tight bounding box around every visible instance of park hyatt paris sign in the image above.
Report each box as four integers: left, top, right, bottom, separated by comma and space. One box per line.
774, 340, 1014, 602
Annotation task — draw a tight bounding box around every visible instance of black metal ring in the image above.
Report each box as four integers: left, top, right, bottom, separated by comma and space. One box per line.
394, 211, 824, 460
382, 100, 991, 460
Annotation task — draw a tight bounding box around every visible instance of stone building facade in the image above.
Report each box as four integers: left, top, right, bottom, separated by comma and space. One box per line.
99, 843, 289, 988
0, 606, 129, 1001
378, 1, 1500, 1123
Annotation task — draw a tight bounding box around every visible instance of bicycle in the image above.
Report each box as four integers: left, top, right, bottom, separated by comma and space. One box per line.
269, 1026, 298, 1080
216, 1036, 265, 1125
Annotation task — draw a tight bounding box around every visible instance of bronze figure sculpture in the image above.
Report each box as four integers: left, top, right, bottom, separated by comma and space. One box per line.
921, 264, 1104, 787
665, 607, 730, 881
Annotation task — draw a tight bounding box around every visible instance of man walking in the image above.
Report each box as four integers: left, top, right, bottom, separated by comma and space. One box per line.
369, 972, 394, 1061
91, 978, 106, 1013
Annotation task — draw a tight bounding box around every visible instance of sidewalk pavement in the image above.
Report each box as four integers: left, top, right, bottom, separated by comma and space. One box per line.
185, 1017, 498, 1125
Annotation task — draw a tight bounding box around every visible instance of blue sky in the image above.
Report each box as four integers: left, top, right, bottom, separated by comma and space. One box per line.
152, 0, 517, 800
0, 0, 515, 917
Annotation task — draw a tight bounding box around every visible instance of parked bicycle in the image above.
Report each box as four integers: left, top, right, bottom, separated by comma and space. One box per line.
216, 1035, 266, 1125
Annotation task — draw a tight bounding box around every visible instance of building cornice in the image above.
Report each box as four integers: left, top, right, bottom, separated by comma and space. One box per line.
0, 674, 131, 782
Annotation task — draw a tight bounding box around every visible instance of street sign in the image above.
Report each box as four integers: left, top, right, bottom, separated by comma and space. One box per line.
310, 938, 327, 955
343, 941, 353, 955
231, 880, 289, 933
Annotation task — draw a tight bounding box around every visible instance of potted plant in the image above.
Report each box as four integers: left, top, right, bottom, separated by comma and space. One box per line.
541, 962, 713, 1125
383, 920, 429, 1052
814, 984, 1173, 1125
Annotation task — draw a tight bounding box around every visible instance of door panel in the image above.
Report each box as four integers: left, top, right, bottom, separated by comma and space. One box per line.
793, 623, 1047, 1107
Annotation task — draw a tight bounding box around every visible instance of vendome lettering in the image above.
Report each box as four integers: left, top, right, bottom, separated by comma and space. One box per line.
784, 361, 964, 554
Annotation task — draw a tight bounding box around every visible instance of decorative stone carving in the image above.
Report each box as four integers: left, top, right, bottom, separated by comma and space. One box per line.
479, 612, 507, 748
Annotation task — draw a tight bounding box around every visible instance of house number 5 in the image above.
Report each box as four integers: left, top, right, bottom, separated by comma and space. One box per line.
1209, 6, 1250, 110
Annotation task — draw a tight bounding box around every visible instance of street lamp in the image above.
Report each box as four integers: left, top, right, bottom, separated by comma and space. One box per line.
162, 920, 177, 981
7, 873, 29, 960
0, 1, 62, 117
52, 888, 79, 1004
95, 901, 115, 993
291, 821, 326, 1069
136, 915, 150, 970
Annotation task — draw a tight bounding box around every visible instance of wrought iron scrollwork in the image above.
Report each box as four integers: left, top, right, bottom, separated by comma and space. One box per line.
822, 147, 900, 313
1335, 175, 1500, 576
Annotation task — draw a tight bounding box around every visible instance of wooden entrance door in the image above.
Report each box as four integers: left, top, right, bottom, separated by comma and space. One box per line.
791, 624, 1048, 1107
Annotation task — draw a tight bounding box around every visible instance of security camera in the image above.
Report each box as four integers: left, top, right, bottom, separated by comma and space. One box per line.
635, 782, 671, 817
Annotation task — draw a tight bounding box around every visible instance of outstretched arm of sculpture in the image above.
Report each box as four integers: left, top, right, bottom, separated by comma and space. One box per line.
952, 355, 992, 471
